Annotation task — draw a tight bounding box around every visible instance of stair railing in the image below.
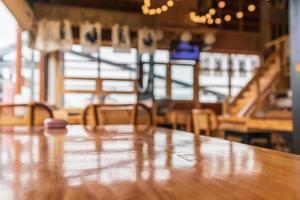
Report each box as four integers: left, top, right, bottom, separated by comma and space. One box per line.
226, 35, 289, 116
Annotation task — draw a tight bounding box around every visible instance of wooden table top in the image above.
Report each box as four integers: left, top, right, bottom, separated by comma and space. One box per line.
1, 125, 300, 200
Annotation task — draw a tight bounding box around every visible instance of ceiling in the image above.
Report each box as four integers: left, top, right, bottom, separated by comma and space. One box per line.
27, 0, 143, 12
26, 0, 274, 33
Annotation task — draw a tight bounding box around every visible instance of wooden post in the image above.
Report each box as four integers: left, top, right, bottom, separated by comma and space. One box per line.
193, 61, 200, 108
255, 70, 260, 98
289, 0, 300, 154
95, 78, 103, 103
55, 52, 63, 108
38, 52, 46, 102
279, 41, 285, 76
137, 53, 143, 89
15, 26, 22, 94
228, 56, 233, 98
166, 62, 172, 98
222, 98, 230, 115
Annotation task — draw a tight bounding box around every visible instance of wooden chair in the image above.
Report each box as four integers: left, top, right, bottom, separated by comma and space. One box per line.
0, 102, 53, 127
192, 109, 218, 136
82, 103, 153, 127
169, 110, 192, 132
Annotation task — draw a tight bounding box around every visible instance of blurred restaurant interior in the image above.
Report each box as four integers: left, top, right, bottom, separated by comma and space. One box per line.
1, 0, 300, 199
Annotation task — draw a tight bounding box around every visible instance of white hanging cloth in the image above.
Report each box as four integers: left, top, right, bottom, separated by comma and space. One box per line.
112, 24, 131, 52
138, 28, 157, 54
35, 19, 73, 52
35, 19, 60, 52
80, 22, 102, 54
59, 20, 73, 51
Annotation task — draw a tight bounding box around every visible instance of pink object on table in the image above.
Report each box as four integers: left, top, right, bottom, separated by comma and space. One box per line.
44, 118, 67, 129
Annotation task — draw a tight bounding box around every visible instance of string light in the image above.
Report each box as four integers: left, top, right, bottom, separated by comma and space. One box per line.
248, 4, 256, 12
236, 11, 244, 19
142, 0, 176, 16
218, 1, 226, 9
206, 13, 212, 19
190, 12, 207, 24
167, 0, 174, 7
224, 14, 232, 22
156, 8, 162, 14
190, 2, 255, 25
209, 8, 216, 15
162, 5, 168, 12
207, 18, 214, 25
215, 18, 222, 25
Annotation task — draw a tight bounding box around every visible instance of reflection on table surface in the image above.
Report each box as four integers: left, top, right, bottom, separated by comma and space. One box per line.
1, 125, 300, 200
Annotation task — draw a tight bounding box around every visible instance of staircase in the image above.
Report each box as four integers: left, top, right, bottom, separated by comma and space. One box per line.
226, 50, 282, 117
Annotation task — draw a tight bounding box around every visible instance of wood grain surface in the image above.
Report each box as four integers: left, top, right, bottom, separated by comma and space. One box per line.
0, 125, 300, 200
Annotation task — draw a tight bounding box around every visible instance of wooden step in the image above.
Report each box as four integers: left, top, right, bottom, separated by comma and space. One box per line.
228, 50, 282, 117
235, 98, 252, 106
242, 90, 256, 98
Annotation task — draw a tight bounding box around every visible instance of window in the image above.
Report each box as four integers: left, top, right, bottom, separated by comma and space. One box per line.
200, 52, 260, 103
171, 65, 194, 100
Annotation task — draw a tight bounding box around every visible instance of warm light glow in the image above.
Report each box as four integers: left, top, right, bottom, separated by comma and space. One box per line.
156, 8, 162, 14
218, 1, 226, 9
149, 9, 156, 15
144, 0, 151, 6
143, 8, 149, 14
162, 5, 168, 12
142, 0, 175, 16
209, 8, 216, 15
190, 12, 196, 17
206, 13, 212, 19
248, 4, 256, 12
215, 18, 222, 25
200, 16, 207, 24
224, 14, 232, 22
207, 18, 214, 25
167, 0, 174, 7
236, 11, 244, 19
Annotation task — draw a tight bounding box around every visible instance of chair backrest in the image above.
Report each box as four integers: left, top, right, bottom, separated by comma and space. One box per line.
192, 109, 218, 136
0, 102, 53, 127
82, 103, 153, 127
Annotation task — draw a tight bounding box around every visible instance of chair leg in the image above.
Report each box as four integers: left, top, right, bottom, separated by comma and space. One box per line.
186, 116, 192, 132
171, 112, 177, 130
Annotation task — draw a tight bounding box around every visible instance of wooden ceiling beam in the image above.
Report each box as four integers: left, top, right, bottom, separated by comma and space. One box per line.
31, 2, 262, 53
2, 0, 34, 30
32, 2, 215, 34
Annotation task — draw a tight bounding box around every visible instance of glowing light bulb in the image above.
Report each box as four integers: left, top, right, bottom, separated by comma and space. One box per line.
236, 11, 244, 19
200, 16, 207, 23
206, 13, 212, 19
218, 1, 226, 8
143, 8, 149, 14
190, 12, 196, 17
156, 8, 162, 14
209, 8, 216, 15
215, 18, 222, 24
224, 15, 232, 22
248, 4, 256, 12
167, 0, 174, 7
162, 5, 168, 12
149, 9, 156, 15
144, 0, 150, 7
